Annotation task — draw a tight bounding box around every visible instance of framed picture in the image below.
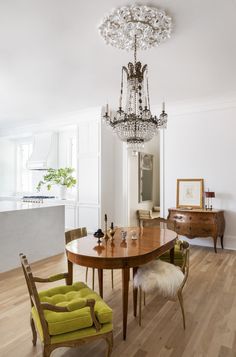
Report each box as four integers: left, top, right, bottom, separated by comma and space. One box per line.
176, 178, 204, 208
138, 153, 153, 202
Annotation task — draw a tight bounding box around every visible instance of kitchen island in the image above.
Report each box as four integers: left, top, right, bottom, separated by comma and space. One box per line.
0, 201, 65, 272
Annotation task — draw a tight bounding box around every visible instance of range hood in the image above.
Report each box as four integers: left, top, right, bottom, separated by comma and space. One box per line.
27, 132, 58, 170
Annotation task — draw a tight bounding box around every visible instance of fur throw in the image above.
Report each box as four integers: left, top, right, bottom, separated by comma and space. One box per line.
134, 260, 184, 297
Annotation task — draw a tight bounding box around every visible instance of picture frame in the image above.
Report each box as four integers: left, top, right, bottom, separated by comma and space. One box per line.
176, 178, 204, 209
138, 152, 153, 203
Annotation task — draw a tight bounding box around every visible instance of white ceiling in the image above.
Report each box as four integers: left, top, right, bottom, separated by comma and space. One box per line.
0, 0, 236, 129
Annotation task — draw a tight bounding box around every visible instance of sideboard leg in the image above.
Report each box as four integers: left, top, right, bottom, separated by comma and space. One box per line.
220, 235, 224, 250
213, 236, 217, 253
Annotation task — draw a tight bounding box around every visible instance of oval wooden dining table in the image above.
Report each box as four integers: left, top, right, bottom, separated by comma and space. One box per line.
66, 226, 177, 340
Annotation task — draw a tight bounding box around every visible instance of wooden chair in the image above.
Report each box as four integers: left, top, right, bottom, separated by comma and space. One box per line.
19, 253, 113, 357
135, 240, 190, 329
137, 208, 160, 227
65, 227, 114, 290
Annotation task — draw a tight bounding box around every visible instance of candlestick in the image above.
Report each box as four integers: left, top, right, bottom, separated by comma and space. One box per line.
104, 214, 109, 241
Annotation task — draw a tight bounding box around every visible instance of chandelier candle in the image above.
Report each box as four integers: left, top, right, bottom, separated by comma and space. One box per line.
99, 5, 172, 152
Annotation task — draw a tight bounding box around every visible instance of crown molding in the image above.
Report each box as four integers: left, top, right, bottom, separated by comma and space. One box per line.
0, 106, 101, 138
153, 94, 236, 118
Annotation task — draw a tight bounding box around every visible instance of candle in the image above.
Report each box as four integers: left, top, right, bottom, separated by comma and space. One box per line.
162, 101, 165, 112
144, 97, 147, 108
111, 222, 114, 229
105, 214, 107, 222
106, 104, 109, 114
119, 96, 122, 108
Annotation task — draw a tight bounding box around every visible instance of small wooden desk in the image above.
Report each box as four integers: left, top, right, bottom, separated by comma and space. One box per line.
66, 227, 177, 340
168, 208, 225, 253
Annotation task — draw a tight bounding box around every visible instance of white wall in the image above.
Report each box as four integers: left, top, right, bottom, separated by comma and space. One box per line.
0, 139, 15, 195
100, 122, 115, 227
163, 102, 236, 249
128, 135, 160, 226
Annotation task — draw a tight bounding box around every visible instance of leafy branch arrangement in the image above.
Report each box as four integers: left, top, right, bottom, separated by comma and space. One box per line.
37, 168, 77, 191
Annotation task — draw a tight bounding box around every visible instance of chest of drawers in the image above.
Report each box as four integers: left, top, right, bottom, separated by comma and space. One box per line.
167, 208, 225, 253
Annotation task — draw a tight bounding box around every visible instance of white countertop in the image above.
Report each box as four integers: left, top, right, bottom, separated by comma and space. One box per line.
0, 200, 64, 213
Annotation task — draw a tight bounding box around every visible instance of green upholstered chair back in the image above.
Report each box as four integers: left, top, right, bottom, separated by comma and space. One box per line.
19, 253, 51, 345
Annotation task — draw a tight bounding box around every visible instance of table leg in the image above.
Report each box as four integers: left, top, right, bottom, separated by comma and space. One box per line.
67, 260, 73, 285
122, 267, 130, 340
133, 267, 138, 317
98, 269, 103, 298
170, 246, 175, 264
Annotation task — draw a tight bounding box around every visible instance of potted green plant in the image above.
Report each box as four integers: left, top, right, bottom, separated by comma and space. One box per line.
37, 167, 77, 199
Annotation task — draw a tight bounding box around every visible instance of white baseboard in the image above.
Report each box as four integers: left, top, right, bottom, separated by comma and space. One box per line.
179, 235, 236, 251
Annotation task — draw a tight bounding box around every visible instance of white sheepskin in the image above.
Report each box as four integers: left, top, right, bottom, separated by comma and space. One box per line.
134, 260, 184, 297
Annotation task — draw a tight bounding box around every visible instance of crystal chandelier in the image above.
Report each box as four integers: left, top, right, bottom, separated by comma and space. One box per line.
99, 5, 172, 151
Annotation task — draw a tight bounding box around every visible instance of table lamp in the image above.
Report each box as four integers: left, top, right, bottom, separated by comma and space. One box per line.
205, 190, 215, 210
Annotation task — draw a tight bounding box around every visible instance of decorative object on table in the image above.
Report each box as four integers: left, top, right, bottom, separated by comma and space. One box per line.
139, 152, 153, 202
134, 240, 189, 329
104, 214, 110, 241
205, 189, 215, 210
121, 230, 127, 242
94, 229, 104, 244
99, 5, 172, 153
109, 222, 116, 243
131, 230, 138, 240
36, 167, 76, 200
176, 178, 204, 209
20, 254, 113, 357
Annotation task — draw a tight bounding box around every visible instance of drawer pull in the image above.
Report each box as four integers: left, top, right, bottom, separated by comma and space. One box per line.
173, 215, 183, 220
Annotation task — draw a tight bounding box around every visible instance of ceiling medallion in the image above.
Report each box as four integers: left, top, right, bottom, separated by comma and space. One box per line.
99, 5, 172, 153
99, 5, 172, 50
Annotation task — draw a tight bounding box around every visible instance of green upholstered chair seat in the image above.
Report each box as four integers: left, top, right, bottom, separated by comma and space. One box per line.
32, 282, 112, 337
51, 323, 113, 344
159, 242, 184, 267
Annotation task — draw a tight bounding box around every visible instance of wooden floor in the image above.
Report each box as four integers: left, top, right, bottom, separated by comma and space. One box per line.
1, 246, 236, 357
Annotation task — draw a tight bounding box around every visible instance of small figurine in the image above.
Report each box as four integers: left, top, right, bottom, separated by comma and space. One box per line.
94, 228, 104, 244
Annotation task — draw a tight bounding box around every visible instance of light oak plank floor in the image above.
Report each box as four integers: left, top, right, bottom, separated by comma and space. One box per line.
1, 246, 236, 357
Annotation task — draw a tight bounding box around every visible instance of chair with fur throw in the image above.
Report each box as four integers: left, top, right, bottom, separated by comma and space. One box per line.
134, 240, 189, 329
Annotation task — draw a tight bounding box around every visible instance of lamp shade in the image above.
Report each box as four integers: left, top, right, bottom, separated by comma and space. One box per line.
205, 191, 215, 198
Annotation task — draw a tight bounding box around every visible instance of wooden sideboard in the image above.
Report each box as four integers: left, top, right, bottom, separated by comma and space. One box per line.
167, 208, 225, 253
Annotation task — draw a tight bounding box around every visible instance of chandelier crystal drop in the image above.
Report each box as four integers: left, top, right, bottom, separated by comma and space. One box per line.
100, 5, 171, 152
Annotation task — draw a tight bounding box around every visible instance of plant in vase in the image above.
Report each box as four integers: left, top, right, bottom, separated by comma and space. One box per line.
36, 167, 77, 199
